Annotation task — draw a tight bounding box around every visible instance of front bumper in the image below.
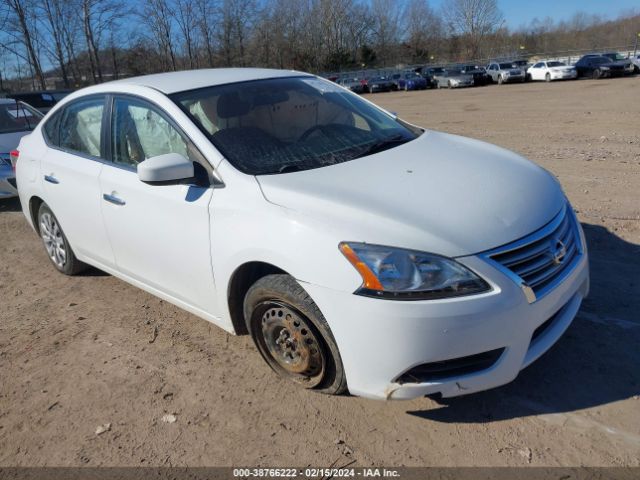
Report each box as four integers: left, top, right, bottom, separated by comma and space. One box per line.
302, 241, 589, 400
551, 71, 577, 80
0, 165, 18, 199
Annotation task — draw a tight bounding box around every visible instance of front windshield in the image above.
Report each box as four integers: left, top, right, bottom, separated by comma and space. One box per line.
499, 63, 515, 69
0, 101, 43, 134
547, 61, 566, 67
405, 73, 420, 79
591, 57, 609, 64
171, 76, 420, 175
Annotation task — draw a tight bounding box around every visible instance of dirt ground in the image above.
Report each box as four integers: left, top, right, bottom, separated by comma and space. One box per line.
1, 77, 639, 468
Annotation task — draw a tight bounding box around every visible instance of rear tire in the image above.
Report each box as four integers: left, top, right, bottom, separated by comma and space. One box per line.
244, 274, 347, 395
37, 203, 87, 275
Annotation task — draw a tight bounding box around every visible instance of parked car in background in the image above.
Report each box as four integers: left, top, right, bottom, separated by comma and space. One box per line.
367, 76, 393, 93
510, 60, 532, 80
600, 52, 635, 75
0, 98, 43, 198
15, 68, 589, 400
631, 53, 640, 73
486, 62, 526, 84
419, 67, 444, 88
574, 55, 626, 79
10, 90, 72, 114
434, 69, 474, 89
527, 61, 577, 82
390, 73, 403, 91
459, 65, 491, 86
397, 72, 427, 91
339, 77, 367, 94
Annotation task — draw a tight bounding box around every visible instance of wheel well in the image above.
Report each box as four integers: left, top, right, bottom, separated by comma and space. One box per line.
29, 196, 44, 233
227, 262, 286, 335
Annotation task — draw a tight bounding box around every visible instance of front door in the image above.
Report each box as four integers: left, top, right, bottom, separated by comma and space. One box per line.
99, 95, 218, 316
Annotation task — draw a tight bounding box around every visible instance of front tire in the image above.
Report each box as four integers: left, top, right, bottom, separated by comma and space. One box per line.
37, 203, 87, 275
498, 75, 504, 85
244, 274, 347, 395
592, 69, 601, 80
545, 73, 551, 82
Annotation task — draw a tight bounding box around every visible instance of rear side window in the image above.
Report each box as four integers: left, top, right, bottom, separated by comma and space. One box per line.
45, 97, 105, 158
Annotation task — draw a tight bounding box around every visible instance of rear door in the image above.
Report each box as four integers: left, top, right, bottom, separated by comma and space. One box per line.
98, 94, 218, 315
40, 95, 115, 267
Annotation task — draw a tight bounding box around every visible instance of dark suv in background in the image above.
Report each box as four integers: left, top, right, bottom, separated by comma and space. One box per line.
9, 90, 72, 114
575, 55, 626, 79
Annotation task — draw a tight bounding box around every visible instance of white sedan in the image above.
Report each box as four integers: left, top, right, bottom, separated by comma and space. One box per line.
527, 61, 578, 81
15, 69, 589, 400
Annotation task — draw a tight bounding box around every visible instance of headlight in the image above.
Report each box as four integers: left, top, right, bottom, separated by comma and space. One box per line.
600, 66, 610, 70
339, 242, 490, 300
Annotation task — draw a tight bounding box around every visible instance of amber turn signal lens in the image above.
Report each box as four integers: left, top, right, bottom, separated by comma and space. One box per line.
339, 243, 384, 291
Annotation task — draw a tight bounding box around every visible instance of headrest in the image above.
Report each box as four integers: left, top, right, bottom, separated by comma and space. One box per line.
217, 92, 251, 119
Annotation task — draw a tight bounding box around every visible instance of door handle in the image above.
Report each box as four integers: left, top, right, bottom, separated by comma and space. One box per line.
103, 193, 126, 206
44, 175, 59, 184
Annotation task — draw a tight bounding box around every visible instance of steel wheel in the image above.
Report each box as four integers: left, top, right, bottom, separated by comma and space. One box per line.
40, 211, 66, 268
253, 301, 326, 388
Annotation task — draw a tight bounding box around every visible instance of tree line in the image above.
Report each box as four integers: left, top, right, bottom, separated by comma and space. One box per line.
1, 0, 638, 91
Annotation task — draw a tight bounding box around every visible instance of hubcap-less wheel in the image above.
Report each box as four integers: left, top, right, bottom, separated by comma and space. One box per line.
40, 212, 66, 268
255, 301, 326, 387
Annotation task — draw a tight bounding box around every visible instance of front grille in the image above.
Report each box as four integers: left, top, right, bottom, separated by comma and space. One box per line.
485, 204, 582, 303
395, 348, 505, 384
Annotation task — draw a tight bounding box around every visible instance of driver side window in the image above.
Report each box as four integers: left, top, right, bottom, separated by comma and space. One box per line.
111, 97, 191, 169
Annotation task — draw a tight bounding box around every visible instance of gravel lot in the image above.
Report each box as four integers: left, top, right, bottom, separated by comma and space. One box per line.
1, 77, 639, 467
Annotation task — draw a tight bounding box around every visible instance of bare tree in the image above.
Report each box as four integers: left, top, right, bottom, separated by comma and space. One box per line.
444, 0, 503, 58
38, 0, 71, 86
217, 0, 257, 67
174, 0, 198, 68
140, 0, 177, 71
1, 0, 46, 89
193, 0, 216, 67
403, 0, 443, 62
370, 0, 402, 66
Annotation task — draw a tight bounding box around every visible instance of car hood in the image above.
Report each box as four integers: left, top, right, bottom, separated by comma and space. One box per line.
256, 131, 565, 257
0, 131, 30, 154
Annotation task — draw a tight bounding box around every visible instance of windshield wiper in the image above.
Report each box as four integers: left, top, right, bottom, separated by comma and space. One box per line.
278, 164, 302, 174
354, 135, 411, 159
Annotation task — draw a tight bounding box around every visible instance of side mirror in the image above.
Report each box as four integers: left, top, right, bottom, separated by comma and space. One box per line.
137, 153, 194, 184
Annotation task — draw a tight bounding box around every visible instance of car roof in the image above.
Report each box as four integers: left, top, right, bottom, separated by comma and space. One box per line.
104, 68, 311, 94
